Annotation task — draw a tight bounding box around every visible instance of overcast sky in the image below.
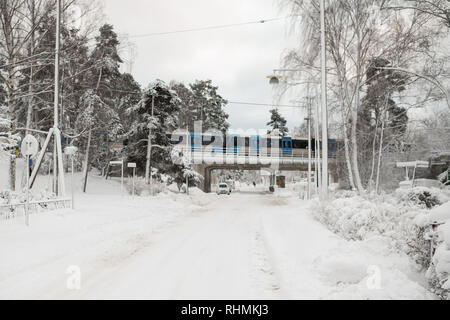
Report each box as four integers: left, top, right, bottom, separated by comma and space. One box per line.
102, 0, 305, 132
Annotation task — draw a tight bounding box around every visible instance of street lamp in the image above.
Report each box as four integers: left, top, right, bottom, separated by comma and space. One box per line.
268, 75, 280, 85
319, 0, 328, 198
268, 0, 328, 198
269, 76, 314, 200
304, 102, 312, 200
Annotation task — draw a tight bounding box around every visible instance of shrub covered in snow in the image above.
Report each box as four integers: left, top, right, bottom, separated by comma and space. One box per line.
314, 189, 449, 263
312, 187, 450, 298
423, 202, 450, 299
0, 118, 21, 156
395, 187, 448, 209
125, 177, 167, 196
438, 168, 450, 186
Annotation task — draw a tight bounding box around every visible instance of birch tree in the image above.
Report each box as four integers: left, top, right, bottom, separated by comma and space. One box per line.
281, 0, 440, 192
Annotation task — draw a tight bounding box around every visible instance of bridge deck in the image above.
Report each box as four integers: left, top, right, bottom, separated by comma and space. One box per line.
184, 150, 334, 165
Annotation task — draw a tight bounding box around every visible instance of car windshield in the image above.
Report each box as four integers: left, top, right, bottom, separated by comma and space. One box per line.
219, 184, 228, 188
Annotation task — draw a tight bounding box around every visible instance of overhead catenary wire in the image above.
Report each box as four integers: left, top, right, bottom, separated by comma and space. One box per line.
227, 101, 304, 108
127, 15, 297, 38
1, 15, 295, 70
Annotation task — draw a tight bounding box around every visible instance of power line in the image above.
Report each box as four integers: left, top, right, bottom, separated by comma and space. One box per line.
227, 101, 304, 108
128, 15, 296, 38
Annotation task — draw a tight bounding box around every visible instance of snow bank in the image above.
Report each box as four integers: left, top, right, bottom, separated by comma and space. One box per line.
311, 187, 450, 299
395, 187, 450, 209
311, 192, 421, 242
425, 202, 450, 299
429, 201, 450, 224
260, 199, 433, 299
0, 177, 208, 298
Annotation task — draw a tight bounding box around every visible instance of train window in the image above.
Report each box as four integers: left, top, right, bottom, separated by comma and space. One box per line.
245, 137, 249, 147
283, 140, 292, 148
169, 133, 185, 145
266, 139, 271, 148
202, 135, 215, 146
293, 139, 308, 149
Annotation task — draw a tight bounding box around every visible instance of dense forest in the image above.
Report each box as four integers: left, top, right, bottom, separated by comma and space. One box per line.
0, 0, 229, 191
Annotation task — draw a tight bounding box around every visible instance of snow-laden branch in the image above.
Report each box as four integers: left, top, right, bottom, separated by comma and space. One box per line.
378, 66, 450, 111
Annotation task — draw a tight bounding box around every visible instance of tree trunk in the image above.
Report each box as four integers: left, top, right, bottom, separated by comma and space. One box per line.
343, 122, 356, 190
145, 95, 155, 185
82, 56, 104, 192
368, 117, 379, 191
25, 0, 36, 134
375, 110, 387, 194
351, 100, 364, 192
145, 129, 152, 184
7, 76, 17, 191
82, 128, 92, 193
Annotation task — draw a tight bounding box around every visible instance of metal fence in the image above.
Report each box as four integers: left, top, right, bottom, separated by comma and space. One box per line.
0, 198, 72, 221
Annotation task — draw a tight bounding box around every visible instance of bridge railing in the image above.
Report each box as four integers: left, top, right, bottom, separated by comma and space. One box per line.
175, 147, 336, 164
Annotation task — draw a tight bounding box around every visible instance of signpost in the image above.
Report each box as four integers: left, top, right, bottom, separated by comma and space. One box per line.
128, 162, 136, 197
109, 160, 124, 195
396, 160, 429, 188
21, 134, 39, 226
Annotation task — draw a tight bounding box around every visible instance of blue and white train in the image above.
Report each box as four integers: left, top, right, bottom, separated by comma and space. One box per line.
167, 132, 339, 157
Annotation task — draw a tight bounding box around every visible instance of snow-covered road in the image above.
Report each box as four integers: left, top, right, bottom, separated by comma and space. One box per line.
0, 176, 435, 299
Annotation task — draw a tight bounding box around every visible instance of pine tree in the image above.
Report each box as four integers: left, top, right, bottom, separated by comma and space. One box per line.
267, 108, 288, 136
170, 81, 194, 130
189, 80, 229, 132
125, 80, 181, 181
358, 58, 409, 186
82, 24, 125, 172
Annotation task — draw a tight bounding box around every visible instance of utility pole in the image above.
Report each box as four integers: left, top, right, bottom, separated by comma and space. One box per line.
320, 0, 328, 198
305, 99, 312, 200
149, 94, 154, 195
314, 94, 321, 192
30, 0, 65, 196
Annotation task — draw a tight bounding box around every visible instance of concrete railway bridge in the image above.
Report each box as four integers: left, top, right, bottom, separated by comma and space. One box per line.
185, 151, 341, 192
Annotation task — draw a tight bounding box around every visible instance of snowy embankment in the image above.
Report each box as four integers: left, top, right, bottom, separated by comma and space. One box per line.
424, 201, 450, 298
258, 190, 434, 299
0, 173, 212, 299
302, 187, 450, 299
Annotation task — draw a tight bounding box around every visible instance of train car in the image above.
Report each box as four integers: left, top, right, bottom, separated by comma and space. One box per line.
166, 131, 340, 158
292, 137, 309, 157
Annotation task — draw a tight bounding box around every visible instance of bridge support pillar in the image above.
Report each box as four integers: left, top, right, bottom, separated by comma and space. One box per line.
193, 164, 212, 193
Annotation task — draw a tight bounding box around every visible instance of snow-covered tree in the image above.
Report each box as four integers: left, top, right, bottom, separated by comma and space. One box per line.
267, 108, 288, 136
189, 80, 229, 132
126, 80, 180, 183
281, 0, 442, 192
170, 146, 203, 191
381, 0, 450, 28
171, 80, 230, 133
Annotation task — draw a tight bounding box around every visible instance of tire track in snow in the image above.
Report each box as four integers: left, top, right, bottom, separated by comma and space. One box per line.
248, 206, 290, 299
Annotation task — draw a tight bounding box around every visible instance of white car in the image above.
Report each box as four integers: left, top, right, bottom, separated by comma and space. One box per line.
216, 183, 231, 195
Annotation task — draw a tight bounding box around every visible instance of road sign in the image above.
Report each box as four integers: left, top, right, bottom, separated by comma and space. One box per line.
21, 134, 38, 157
108, 160, 124, 195
64, 146, 78, 155
21, 134, 38, 226
127, 162, 136, 168
396, 161, 429, 168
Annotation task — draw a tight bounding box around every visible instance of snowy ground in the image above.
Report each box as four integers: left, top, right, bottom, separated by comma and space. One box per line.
0, 172, 435, 299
